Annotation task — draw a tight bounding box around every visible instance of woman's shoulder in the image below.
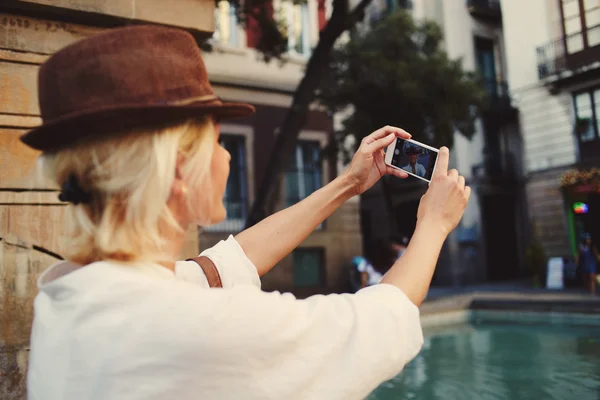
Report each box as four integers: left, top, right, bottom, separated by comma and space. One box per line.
181, 235, 261, 289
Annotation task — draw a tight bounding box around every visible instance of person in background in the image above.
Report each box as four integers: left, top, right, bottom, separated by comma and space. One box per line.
401, 145, 426, 177
577, 233, 599, 295
352, 255, 382, 289
391, 235, 410, 259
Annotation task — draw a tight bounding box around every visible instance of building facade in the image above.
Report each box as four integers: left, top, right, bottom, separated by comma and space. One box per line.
359, 0, 527, 285
202, 0, 362, 297
502, 0, 600, 261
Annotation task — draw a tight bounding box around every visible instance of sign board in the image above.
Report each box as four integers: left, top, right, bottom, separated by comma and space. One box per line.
546, 257, 564, 290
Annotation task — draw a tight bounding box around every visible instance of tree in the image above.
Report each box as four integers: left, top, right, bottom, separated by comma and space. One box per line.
317, 11, 486, 157
315, 11, 485, 232
223, 0, 377, 228
230, 0, 482, 227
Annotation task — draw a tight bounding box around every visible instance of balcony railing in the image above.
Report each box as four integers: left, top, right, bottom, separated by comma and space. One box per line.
537, 24, 600, 80
467, 0, 501, 22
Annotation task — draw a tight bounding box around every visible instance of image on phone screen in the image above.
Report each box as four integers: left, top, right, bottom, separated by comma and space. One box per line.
390, 139, 438, 182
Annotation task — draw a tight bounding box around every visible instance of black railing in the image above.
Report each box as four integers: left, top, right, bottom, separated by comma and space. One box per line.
467, 0, 501, 20
536, 37, 568, 79
537, 24, 600, 80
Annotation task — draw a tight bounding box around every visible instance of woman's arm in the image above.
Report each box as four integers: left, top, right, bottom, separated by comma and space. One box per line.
381, 148, 471, 306
235, 173, 354, 276
236, 126, 410, 276
166, 278, 423, 399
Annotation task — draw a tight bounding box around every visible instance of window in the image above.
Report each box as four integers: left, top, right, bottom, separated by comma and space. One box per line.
474, 37, 498, 100
278, 0, 311, 55
214, 0, 239, 47
584, 0, 600, 46
284, 140, 322, 207
562, 0, 585, 52
560, 0, 600, 52
574, 89, 600, 143
207, 134, 248, 232
293, 248, 325, 287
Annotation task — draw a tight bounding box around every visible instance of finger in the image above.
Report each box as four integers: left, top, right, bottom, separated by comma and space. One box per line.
366, 132, 396, 153
387, 165, 408, 178
464, 186, 472, 202
364, 126, 411, 144
433, 147, 449, 178
448, 169, 459, 181
457, 175, 465, 190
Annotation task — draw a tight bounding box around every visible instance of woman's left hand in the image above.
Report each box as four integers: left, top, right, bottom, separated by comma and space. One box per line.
344, 126, 412, 195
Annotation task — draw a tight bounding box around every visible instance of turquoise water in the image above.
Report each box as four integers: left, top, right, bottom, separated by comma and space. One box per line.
369, 315, 600, 400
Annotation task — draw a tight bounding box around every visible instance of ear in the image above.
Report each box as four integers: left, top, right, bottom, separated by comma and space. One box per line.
170, 154, 187, 197
175, 153, 187, 179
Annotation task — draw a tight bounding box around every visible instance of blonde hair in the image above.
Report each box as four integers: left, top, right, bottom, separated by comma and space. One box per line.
39, 118, 216, 265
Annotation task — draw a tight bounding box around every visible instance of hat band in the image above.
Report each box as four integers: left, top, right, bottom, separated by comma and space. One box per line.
168, 94, 219, 106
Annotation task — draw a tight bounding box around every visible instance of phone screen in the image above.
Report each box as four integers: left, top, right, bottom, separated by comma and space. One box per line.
390, 138, 438, 182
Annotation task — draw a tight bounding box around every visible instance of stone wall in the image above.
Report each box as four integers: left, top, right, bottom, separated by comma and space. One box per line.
2, 0, 215, 33
0, 2, 214, 398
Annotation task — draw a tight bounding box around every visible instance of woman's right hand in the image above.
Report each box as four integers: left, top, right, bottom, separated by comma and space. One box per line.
416, 147, 471, 236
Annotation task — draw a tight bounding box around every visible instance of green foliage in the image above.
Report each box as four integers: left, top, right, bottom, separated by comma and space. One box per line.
317, 11, 486, 158
525, 240, 547, 287
214, 0, 293, 62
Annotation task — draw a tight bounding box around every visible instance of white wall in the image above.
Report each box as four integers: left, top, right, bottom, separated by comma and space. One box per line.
204, 0, 320, 92
422, 0, 445, 28
203, 49, 306, 92
501, 0, 577, 172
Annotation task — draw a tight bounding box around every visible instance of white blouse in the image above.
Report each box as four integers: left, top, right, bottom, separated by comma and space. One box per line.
27, 236, 423, 400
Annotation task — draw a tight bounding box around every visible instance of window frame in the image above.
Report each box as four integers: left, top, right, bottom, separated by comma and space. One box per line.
276, 0, 312, 56
559, 0, 600, 52
284, 139, 323, 208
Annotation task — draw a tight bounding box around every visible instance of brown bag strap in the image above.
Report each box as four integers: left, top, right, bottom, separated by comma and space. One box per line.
186, 256, 223, 288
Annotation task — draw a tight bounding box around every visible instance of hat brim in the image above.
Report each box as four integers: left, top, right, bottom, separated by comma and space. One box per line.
20, 101, 255, 152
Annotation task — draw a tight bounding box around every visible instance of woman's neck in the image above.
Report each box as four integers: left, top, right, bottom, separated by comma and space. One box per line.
158, 225, 188, 272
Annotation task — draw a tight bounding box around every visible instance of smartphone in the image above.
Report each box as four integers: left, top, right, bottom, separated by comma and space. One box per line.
385, 138, 439, 183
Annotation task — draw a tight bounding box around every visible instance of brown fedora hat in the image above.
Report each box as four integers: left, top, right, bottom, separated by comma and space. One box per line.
21, 25, 255, 152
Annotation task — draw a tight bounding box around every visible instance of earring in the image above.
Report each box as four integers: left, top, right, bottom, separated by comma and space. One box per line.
181, 185, 188, 195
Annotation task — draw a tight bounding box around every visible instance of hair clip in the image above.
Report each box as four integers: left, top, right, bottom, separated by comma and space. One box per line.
58, 174, 91, 205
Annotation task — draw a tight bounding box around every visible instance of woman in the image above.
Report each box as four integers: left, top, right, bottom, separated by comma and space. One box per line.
577, 233, 599, 295
24, 26, 470, 399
